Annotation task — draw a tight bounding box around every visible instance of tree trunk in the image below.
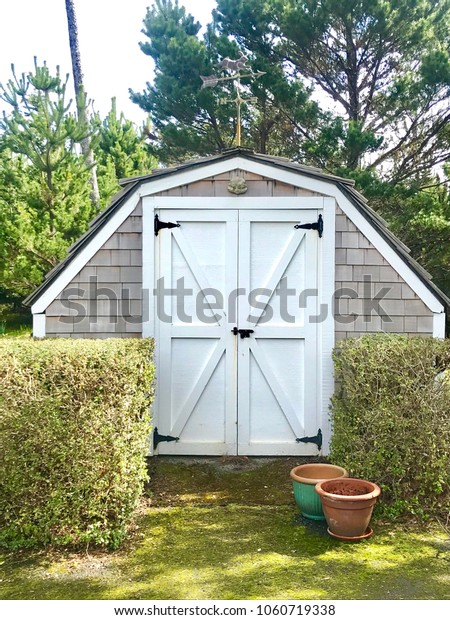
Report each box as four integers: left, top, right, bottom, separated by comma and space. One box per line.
65, 0, 100, 207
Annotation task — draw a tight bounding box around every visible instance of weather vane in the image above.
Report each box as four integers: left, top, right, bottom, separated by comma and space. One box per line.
200, 52, 265, 147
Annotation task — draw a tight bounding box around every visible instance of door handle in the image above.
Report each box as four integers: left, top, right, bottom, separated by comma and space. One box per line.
231, 327, 254, 339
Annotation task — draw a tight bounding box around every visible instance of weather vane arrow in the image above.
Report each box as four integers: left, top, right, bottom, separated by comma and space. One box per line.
200, 52, 266, 147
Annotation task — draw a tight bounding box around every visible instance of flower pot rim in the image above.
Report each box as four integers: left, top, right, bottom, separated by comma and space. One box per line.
315, 477, 381, 501
290, 463, 348, 485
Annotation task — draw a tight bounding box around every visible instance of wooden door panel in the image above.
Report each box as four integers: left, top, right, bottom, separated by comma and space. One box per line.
155, 207, 322, 456
237, 210, 320, 455
156, 210, 238, 455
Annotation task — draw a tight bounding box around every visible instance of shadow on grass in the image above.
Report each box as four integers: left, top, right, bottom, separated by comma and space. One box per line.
146, 456, 317, 507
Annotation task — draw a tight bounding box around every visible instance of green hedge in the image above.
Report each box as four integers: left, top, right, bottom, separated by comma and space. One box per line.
0, 338, 154, 549
330, 334, 450, 519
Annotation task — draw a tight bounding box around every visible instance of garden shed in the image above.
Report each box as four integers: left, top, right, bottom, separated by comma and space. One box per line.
24, 148, 449, 456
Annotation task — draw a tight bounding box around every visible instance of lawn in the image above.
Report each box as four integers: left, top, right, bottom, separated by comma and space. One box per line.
1, 458, 449, 600
0, 307, 31, 338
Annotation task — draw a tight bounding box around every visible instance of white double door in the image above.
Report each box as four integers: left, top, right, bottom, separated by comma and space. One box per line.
155, 208, 321, 455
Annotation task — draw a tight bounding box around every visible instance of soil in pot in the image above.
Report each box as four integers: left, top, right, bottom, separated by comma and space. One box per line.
290, 464, 348, 521
315, 478, 381, 540
324, 481, 372, 496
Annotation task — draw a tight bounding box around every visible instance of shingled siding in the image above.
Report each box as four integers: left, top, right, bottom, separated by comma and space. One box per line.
44, 193, 434, 340
44, 172, 320, 337
334, 207, 433, 341
153, 170, 322, 197
45, 204, 143, 338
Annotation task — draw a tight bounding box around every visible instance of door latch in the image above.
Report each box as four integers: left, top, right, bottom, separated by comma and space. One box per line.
296, 429, 323, 450
294, 214, 323, 238
231, 327, 255, 339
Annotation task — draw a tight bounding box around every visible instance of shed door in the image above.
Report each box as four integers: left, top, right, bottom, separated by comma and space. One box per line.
155, 208, 321, 455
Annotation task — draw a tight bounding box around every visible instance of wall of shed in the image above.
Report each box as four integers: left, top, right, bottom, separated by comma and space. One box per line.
45, 201, 143, 338
334, 207, 433, 339
44, 173, 434, 338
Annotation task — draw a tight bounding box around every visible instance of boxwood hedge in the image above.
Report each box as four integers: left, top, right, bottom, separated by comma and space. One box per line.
330, 334, 450, 519
0, 338, 154, 549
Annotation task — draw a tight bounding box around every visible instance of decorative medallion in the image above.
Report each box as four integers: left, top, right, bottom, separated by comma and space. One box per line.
227, 177, 248, 195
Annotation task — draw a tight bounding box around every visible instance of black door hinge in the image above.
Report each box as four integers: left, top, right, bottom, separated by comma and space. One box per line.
154, 214, 181, 236
296, 429, 323, 450
153, 427, 180, 450
294, 214, 323, 238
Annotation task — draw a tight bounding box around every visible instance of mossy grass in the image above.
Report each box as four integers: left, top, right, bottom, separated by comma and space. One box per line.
1, 458, 449, 600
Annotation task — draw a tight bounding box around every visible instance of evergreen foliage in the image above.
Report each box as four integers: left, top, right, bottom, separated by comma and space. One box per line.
133, 0, 450, 176
0, 63, 156, 302
130, 0, 329, 163
95, 98, 157, 189
0, 61, 94, 299
131, 0, 450, 295
215, 0, 450, 179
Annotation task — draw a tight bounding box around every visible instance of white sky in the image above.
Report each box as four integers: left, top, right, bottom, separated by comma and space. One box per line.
0, 0, 216, 124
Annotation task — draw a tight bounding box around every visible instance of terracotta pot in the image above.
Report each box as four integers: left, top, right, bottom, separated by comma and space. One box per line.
315, 478, 381, 540
290, 463, 348, 520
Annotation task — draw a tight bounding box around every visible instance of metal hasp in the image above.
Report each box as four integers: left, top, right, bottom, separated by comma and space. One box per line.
153, 427, 180, 450
154, 214, 181, 236
294, 214, 324, 238
296, 428, 323, 450
231, 327, 255, 339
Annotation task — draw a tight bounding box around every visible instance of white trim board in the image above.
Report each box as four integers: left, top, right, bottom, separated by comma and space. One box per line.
317, 199, 336, 454
143, 196, 330, 210
33, 314, 46, 338
142, 198, 155, 338
433, 312, 446, 338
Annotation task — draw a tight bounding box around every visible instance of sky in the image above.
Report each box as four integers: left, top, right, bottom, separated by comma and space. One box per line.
0, 0, 216, 124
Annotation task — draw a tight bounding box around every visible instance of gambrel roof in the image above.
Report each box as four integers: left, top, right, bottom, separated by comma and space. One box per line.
24, 148, 450, 310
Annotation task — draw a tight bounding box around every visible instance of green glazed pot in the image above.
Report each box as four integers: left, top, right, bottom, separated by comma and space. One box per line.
290, 463, 348, 520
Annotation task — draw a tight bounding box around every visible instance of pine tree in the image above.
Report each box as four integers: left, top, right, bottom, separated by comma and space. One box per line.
0, 61, 94, 299
215, 0, 450, 179
95, 98, 157, 184
130, 0, 326, 164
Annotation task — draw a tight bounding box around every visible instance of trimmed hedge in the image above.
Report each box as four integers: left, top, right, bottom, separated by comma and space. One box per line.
0, 338, 154, 549
330, 334, 450, 519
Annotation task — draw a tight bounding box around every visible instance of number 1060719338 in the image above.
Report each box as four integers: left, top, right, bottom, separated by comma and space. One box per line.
256, 604, 336, 616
